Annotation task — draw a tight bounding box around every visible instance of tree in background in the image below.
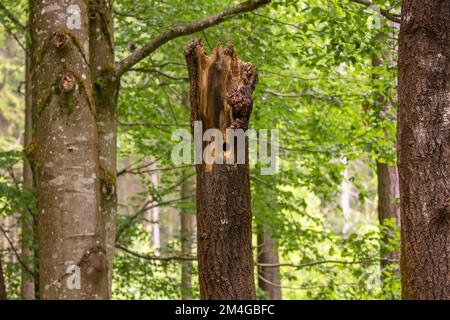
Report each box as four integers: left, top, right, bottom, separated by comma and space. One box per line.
0, 254, 6, 299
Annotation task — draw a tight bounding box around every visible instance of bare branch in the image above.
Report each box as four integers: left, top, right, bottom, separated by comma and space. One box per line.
115, 197, 190, 242
0, 1, 26, 31
257, 258, 399, 269
0, 223, 37, 280
129, 67, 189, 81
118, 164, 192, 177
116, 245, 196, 261
115, 0, 271, 77
349, 0, 401, 23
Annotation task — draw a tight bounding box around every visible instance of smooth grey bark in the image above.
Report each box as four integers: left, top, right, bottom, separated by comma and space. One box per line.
88, 0, 118, 298
29, 1, 107, 299
21, 40, 37, 300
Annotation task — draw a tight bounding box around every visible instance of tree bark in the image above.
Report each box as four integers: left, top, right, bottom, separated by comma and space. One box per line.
29, 1, 108, 299
180, 169, 195, 300
0, 254, 6, 300
21, 42, 37, 300
88, 0, 118, 298
398, 0, 450, 299
257, 224, 282, 300
185, 40, 258, 300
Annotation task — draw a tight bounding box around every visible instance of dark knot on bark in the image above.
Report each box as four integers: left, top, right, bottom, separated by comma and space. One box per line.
59, 72, 76, 93
51, 30, 70, 49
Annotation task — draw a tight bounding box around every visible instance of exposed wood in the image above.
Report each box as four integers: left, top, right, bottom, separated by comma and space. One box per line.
185, 40, 258, 300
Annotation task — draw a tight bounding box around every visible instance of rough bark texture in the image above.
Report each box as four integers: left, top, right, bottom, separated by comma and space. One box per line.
185, 40, 257, 300
257, 224, 282, 300
21, 44, 37, 300
88, 0, 118, 298
180, 169, 195, 300
29, 1, 108, 299
0, 254, 6, 300
398, 0, 450, 299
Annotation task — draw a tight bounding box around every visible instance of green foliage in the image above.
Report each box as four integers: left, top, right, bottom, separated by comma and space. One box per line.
0, 0, 401, 300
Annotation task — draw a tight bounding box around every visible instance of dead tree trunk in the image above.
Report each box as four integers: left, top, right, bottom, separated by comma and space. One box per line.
398, 0, 450, 299
257, 224, 282, 300
29, 1, 108, 299
185, 40, 258, 300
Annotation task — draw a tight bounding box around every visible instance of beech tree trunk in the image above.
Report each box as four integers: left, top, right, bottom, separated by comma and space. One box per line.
0, 254, 6, 300
398, 0, 450, 299
29, 1, 108, 299
185, 40, 258, 300
180, 169, 195, 300
257, 224, 282, 300
88, 0, 118, 298
21, 43, 37, 300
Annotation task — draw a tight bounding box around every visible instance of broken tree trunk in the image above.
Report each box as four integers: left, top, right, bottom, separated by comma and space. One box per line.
29, 1, 108, 299
185, 40, 258, 300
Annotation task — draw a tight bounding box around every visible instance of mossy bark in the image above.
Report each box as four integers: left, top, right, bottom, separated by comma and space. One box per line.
30, 0, 108, 299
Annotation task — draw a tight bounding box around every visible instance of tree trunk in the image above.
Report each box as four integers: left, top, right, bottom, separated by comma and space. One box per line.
372, 49, 401, 278
180, 169, 195, 300
398, 0, 450, 299
21, 43, 37, 300
377, 163, 400, 266
0, 254, 6, 300
149, 163, 160, 254
185, 40, 258, 300
88, 0, 118, 298
257, 224, 281, 300
29, 1, 108, 299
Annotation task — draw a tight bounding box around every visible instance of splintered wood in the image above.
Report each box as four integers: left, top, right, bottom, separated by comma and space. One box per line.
185, 39, 258, 172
